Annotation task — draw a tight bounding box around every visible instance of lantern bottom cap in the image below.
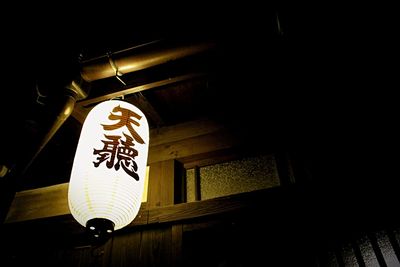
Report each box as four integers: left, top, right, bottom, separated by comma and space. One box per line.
86, 218, 115, 243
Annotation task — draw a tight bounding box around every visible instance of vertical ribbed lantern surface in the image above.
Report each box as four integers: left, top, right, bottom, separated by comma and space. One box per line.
68, 100, 149, 231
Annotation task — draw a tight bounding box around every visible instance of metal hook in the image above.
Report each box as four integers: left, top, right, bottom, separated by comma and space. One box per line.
107, 52, 127, 86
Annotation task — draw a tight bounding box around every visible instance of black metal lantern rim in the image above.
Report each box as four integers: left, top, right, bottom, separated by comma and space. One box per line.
86, 218, 115, 242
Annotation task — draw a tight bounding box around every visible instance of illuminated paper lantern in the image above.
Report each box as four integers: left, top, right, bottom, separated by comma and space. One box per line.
68, 100, 149, 238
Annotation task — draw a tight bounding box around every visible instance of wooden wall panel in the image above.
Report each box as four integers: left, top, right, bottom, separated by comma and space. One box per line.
110, 230, 143, 266
139, 225, 172, 267
171, 224, 183, 267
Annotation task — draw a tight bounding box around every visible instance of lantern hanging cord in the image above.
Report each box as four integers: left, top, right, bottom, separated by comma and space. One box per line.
107, 52, 127, 86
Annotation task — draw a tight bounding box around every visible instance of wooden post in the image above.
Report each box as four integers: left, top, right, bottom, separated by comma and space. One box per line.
147, 159, 185, 208
275, 152, 295, 186
194, 166, 201, 201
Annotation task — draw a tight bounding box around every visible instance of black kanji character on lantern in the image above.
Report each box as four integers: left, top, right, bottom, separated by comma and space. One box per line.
102, 105, 145, 144
115, 133, 139, 180
93, 133, 140, 180
93, 135, 120, 168
93, 104, 144, 180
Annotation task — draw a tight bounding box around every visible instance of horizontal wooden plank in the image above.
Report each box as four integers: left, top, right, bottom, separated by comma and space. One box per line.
4, 187, 276, 232
5, 183, 70, 223
5, 171, 150, 224
5, 181, 252, 224
146, 194, 249, 225
149, 118, 224, 147
148, 129, 238, 164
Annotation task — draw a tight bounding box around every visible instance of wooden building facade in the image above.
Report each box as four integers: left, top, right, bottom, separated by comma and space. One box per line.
2, 117, 400, 266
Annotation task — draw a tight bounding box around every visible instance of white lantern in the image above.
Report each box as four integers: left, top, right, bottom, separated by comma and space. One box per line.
68, 100, 149, 239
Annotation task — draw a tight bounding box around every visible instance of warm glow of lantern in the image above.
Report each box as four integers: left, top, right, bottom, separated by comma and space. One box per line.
68, 100, 149, 233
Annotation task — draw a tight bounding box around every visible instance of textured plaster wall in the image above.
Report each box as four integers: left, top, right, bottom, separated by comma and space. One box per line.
186, 154, 280, 202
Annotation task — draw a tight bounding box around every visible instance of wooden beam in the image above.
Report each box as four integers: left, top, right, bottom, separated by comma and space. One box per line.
149, 118, 223, 147
146, 191, 254, 225
5, 183, 70, 223
4, 183, 148, 225
77, 73, 206, 107
148, 129, 238, 164
4, 187, 277, 228
71, 103, 90, 124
